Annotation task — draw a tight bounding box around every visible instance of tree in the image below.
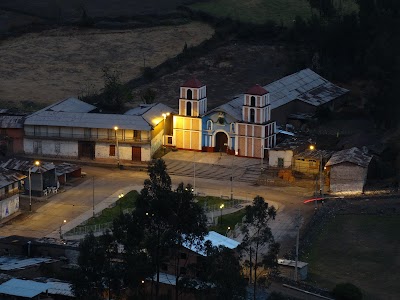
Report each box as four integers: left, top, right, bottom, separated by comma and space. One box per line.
135, 159, 207, 299
72, 231, 121, 300
197, 242, 247, 300
100, 67, 132, 112
140, 88, 157, 104
240, 196, 278, 300
332, 282, 363, 300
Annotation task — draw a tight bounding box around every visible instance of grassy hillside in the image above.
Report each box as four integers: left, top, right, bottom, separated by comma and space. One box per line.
190, 0, 358, 25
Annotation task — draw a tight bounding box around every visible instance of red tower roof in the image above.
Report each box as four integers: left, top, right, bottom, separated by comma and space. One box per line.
182, 77, 203, 88
246, 84, 268, 96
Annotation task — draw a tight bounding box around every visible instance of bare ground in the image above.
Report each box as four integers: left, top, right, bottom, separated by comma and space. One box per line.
0, 22, 214, 103
131, 42, 292, 110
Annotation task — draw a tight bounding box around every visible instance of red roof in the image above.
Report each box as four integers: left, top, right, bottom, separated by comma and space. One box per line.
246, 84, 268, 96
182, 77, 203, 88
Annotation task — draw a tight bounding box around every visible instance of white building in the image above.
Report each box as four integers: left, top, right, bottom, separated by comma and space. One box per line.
23, 97, 173, 162
0, 168, 26, 220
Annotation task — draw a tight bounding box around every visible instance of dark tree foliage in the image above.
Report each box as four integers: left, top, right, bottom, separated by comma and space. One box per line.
72, 231, 122, 300
240, 196, 278, 300
332, 282, 363, 300
135, 159, 207, 299
197, 243, 247, 300
140, 88, 157, 104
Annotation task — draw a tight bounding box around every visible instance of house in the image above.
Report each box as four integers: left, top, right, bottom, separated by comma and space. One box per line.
1, 158, 57, 197
0, 109, 25, 155
55, 163, 81, 185
292, 149, 333, 176
268, 137, 309, 168
277, 259, 308, 280
325, 147, 373, 193
0, 168, 26, 221
23, 97, 173, 162
172, 78, 277, 159
266, 68, 349, 125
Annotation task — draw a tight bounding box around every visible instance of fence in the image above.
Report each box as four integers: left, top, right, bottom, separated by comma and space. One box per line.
201, 199, 245, 213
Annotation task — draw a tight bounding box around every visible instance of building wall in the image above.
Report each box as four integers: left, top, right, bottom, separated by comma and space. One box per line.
173, 116, 202, 150
268, 149, 294, 168
271, 100, 316, 126
293, 158, 320, 175
329, 162, 367, 193
2, 128, 24, 154
0, 193, 19, 220
24, 139, 78, 157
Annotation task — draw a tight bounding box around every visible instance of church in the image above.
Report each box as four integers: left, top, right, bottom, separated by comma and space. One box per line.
168, 77, 277, 159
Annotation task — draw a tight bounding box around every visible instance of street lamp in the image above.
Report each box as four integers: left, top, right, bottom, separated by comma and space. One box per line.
162, 113, 170, 154
114, 126, 120, 167
118, 193, 124, 214
226, 226, 231, 236
220, 204, 224, 225
59, 219, 67, 240
28, 160, 40, 212
309, 145, 323, 196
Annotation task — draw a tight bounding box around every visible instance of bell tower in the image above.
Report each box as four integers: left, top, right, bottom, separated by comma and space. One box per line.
242, 84, 271, 124
179, 77, 207, 117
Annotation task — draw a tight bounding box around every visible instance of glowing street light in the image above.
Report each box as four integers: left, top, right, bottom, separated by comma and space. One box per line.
59, 219, 67, 240
114, 126, 120, 167
226, 226, 231, 236
28, 160, 40, 212
118, 193, 124, 214
220, 203, 224, 225
309, 145, 323, 196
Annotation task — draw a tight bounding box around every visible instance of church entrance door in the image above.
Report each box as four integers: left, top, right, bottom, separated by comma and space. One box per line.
215, 132, 228, 153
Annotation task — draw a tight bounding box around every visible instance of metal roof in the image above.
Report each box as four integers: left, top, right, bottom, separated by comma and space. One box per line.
25, 111, 152, 130
46, 281, 74, 297
125, 103, 174, 127
278, 258, 308, 268
55, 163, 81, 176
183, 231, 240, 256
206, 96, 243, 121
266, 68, 348, 109
272, 137, 309, 151
0, 256, 54, 271
0, 168, 26, 189
1, 158, 55, 173
0, 116, 24, 128
294, 149, 333, 161
30, 97, 96, 116
326, 147, 372, 168
148, 272, 177, 286
0, 278, 48, 298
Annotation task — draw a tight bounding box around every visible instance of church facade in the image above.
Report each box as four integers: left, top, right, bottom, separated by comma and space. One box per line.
171, 78, 277, 159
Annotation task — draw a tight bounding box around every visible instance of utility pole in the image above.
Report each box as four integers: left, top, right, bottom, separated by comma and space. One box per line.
92, 176, 95, 217
193, 151, 196, 195
294, 210, 301, 281
230, 154, 234, 201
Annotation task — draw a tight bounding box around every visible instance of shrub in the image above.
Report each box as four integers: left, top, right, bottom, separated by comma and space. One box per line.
332, 283, 363, 300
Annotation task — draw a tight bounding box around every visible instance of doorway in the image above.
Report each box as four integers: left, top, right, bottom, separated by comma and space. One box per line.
78, 141, 95, 159
132, 146, 141, 161
215, 132, 228, 153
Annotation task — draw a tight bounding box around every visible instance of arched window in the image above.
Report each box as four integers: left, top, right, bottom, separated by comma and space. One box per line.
250, 96, 256, 107
207, 120, 213, 130
250, 109, 255, 123
187, 89, 193, 100
186, 102, 192, 116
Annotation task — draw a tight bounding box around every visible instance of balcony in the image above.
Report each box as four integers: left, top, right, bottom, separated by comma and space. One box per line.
25, 133, 151, 144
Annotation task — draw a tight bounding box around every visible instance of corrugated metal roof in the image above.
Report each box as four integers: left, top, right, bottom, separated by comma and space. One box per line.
55, 163, 81, 176
1, 158, 55, 173
294, 149, 333, 161
0, 116, 24, 128
0, 279, 48, 298
272, 137, 309, 151
48, 97, 96, 113
125, 103, 174, 127
25, 111, 152, 130
0, 256, 54, 271
0, 167, 26, 189
46, 281, 74, 297
206, 96, 243, 121
326, 147, 372, 168
266, 68, 349, 109
278, 258, 308, 268
183, 231, 240, 256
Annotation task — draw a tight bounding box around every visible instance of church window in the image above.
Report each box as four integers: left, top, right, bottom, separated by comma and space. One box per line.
187, 89, 193, 100
250, 109, 255, 123
207, 120, 213, 130
186, 102, 192, 116
250, 96, 256, 107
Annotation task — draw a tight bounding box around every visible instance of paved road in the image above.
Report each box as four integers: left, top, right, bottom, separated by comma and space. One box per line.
0, 154, 314, 255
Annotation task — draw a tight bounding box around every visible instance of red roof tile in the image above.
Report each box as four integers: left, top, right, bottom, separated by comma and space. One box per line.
182, 77, 203, 88
246, 84, 268, 96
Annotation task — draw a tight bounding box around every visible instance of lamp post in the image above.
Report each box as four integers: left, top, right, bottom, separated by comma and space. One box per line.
193, 151, 196, 196
310, 145, 323, 197
118, 193, 124, 214
114, 126, 120, 167
220, 204, 224, 225
59, 219, 66, 240
261, 143, 264, 173
28, 160, 40, 212
226, 226, 231, 236
162, 113, 170, 154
